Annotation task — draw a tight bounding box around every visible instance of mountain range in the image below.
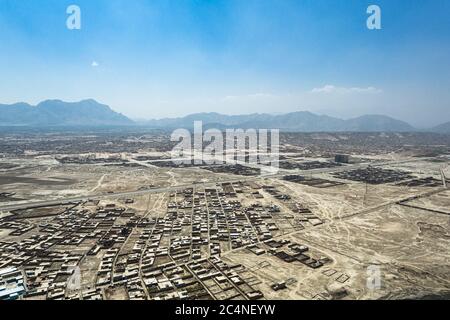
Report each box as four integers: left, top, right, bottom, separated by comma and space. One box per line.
139, 112, 418, 132
0, 99, 133, 126
0, 99, 448, 133
431, 122, 450, 134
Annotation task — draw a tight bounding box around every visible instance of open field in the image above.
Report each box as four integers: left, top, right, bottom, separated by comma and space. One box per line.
0, 131, 449, 300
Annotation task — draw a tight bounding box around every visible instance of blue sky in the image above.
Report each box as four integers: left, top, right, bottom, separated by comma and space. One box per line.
0, 0, 449, 126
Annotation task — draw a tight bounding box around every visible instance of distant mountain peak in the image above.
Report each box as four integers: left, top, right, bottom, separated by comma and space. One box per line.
0, 99, 133, 127
432, 121, 450, 133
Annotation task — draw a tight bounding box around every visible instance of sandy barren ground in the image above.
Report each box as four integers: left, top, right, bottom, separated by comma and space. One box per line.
1, 153, 449, 300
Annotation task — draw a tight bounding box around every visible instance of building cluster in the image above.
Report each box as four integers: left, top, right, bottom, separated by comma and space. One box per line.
277, 160, 342, 170
334, 155, 350, 164
206, 164, 261, 176
0, 231, 85, 299
0, 267, 26, 300
333, 167, 415, 185
57, 154, 125, 165
262, 185, 324, 228
0, 177, 331, 300
271, 241, 327, 269
0, 220, 34, 236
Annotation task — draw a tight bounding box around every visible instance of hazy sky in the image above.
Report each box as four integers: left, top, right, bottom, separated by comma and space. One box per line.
0, 0, 449, 127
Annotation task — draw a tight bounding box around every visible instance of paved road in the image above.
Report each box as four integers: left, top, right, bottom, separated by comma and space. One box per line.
0, 157, 437, 212
0, 172, 286, 212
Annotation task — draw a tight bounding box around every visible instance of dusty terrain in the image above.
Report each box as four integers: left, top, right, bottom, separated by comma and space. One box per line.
0, 132, 449, 300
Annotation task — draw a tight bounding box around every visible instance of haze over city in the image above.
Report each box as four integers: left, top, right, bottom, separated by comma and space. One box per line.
0, 0, 450, 305
0, 0, 449, 127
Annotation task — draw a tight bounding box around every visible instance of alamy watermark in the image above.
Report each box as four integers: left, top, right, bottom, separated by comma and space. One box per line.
170, 122, 280, 175
66, 4, 381, 31
367, 5, 382, 30
66, 5, 81, 30
367, 265, 382, 290
67, 266, 81, 291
